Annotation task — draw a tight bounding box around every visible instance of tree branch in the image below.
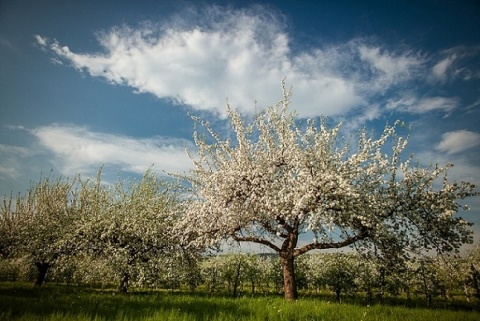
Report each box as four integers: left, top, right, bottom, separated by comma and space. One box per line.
231, 234, 281, 253
293, 228, 370, 257
262, 219, 289, 238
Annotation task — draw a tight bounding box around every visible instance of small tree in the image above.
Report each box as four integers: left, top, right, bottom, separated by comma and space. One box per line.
302, 254, 327, 294
241, 254, 263, 295
179, 82, 476, 300
322, 253, 359, 303
255, 255, 282, 294
200, 255, 223, 294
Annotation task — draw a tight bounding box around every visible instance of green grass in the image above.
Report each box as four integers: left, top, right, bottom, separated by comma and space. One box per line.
1, 283, 479, 321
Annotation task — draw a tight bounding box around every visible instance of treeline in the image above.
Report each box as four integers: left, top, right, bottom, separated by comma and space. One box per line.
1, 249, 480, 305
0, 170, 195, 292
0, 170, 479, 306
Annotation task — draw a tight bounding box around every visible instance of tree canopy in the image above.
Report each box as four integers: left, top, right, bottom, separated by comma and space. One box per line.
179, 82, 476, 300
0, 175, 80, 286
75, 170, 181, 292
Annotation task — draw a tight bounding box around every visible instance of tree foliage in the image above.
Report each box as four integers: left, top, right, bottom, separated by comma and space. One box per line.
75, 170, 182, 292
179, 81, 476, 300
0, 170, 191, 291
0, 175, 80, 285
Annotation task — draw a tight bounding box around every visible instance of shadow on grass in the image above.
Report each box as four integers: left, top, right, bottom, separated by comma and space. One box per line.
298, 290, 480, 312
1, 282, 479, 321
0, 283, 251, 321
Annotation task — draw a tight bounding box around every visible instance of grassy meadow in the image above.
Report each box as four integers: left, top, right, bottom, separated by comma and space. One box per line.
1, 282, 479, 321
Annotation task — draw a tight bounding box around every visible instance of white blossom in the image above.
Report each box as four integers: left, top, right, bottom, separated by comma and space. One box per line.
176, 80, 476, 300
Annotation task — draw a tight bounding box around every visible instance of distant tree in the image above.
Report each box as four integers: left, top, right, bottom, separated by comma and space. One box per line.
150, 247, 203, 292
416, 257, 443, 307
222, 254, 243, 297
0, 196, 17, 260
4, 175, 80, 286
301, 254, 327, 294
200, 255, 223, 294
241, 254, 263, 295
76, 170, 180, 292
255, 255, 282, 294
465, 242, 480, 299
178, 81, 476, 300
354, 255, 382, 301
322, 253, 359, 303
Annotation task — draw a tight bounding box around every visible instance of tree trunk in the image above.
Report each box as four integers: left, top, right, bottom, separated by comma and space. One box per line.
470, 263, 480, 298
464, 283, 471, 302
419, 264, 432, 308
118, 272, 129, 293
34, 262, 50, 286
335, 288, 342, 303
367, 289, 373, 303
209, 269, 217, 294
232, 261, 242, 298
280, 252, 298, 300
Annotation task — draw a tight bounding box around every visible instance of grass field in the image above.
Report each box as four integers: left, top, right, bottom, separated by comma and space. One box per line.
1, 283, 479, 321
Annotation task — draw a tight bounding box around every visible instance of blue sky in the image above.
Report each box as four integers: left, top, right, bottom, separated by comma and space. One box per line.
1, 0, 480, 244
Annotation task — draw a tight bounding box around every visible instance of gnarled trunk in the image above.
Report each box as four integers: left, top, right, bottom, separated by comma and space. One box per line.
34, 262, 50, 286
280, 251, 298, 300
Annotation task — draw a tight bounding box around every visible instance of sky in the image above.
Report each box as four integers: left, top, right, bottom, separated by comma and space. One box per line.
1, 0, 480, 246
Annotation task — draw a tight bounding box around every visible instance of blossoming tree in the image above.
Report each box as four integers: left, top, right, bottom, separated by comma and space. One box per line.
180, 83, 476, 300
75, 170, 180, 292
4, 176, 80, 286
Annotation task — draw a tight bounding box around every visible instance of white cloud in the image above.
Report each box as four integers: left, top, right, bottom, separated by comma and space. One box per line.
432, 54, 457, 81
34, 35, 48, 47
436, 130, 480, 155
337, 104, 382, 133
415, 97, 459, 114
358, 45, 424, 85
35, 6, 437, 119
29, 124, 194, 176
0, 144, 33, 180
431, 46, 480, 82
386, 96, 459, 114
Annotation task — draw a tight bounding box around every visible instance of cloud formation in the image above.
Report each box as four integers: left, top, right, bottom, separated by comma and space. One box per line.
431, 46, 480, 82
386, 96, 459, 114
0, 144, 33, 180
34, 5, 461, 119
358, 45, 424, 85
28, 124, 193, 176
436, 130, 480, 155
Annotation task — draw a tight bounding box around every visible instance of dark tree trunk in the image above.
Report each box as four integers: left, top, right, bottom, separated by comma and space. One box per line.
34, 262, 50, 286
232, 260, 242, 298
378, 267, 386, 302
118, 272, 129, 293
335, 288, 342, 303
419, 263, 432, 308
366, 289, 373, 303
280, 251, 298, 300
209, 269, 218, 294
471, 263, 480, 299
